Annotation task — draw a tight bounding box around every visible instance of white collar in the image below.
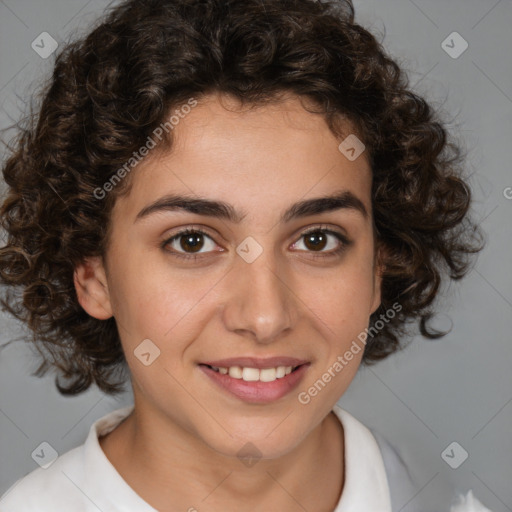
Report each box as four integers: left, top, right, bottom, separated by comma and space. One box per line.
84, 404, 157, 511
331, 404, 392, 511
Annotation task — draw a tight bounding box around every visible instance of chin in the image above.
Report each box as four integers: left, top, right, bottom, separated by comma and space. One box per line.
198, 420, 308, 462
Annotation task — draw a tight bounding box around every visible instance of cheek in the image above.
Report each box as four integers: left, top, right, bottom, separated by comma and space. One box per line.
302, 259, 377, 335
108, 254, 220, 346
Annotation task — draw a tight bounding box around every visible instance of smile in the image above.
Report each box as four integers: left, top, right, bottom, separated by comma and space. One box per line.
208, 364, 297, 382
198, 359, 310, 403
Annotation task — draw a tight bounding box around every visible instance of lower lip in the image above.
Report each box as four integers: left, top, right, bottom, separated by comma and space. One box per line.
199, 364, 310, 404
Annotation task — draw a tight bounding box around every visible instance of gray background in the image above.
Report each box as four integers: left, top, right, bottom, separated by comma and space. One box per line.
0, 0, 511, 510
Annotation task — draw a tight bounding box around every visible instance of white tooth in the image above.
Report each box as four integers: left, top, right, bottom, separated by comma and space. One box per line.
218, 367, 228, 374
259, 368, 277, 382
284, 366, 293, 375
276, 366, 286, 378
229, 366, 243, 379
242, 367, 260, 381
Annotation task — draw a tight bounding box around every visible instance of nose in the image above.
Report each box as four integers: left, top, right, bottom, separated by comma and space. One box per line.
221, 249, 298, 344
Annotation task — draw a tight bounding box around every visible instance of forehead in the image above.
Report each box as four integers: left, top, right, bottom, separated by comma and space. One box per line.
114, 93, 373, 222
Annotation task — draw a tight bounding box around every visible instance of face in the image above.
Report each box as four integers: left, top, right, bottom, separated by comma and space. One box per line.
75, 92, 382, 459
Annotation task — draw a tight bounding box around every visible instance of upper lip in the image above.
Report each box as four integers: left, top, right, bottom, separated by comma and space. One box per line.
200, 357, 309, 369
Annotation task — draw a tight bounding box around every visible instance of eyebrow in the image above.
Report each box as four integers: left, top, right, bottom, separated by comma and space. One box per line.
135, 189, 368, 224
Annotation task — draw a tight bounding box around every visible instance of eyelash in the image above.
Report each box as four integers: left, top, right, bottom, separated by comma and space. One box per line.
161, 225, 351, 261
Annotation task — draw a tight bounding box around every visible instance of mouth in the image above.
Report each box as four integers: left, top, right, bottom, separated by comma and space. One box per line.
201, 363, 303, 382
198, 358, 310, 403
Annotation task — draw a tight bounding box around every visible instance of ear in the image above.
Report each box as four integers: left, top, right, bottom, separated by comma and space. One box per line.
369, 244, 385, 315
73, 256, 113, 320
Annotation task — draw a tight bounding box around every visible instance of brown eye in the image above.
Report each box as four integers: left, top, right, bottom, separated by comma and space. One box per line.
292, 227, 351, 258
163, 229, 218, 257
179, 232, 205, 253
303, 231, 328, 251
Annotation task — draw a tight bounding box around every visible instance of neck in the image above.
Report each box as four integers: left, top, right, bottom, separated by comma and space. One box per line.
100, 404, 344, 512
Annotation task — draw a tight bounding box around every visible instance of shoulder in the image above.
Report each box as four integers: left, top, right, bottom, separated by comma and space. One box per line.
0, 445, 87, 511
372, 430, 494, 512
332, 405, 494, 512
0, 405, 135, 512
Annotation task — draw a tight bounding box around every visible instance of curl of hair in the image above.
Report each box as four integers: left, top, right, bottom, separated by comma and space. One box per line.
0, 0, 484, 395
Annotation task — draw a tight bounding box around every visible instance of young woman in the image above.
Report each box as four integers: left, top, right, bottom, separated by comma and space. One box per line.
0, 0, 488, 510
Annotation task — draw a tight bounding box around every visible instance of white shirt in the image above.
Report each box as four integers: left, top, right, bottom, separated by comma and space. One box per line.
0, 404, 490, 512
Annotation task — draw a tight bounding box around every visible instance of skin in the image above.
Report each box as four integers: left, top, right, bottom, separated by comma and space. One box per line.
74, 92, 382, 512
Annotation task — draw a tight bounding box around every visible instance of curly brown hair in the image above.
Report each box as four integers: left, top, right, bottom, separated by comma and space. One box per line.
0, 0, 483, 396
